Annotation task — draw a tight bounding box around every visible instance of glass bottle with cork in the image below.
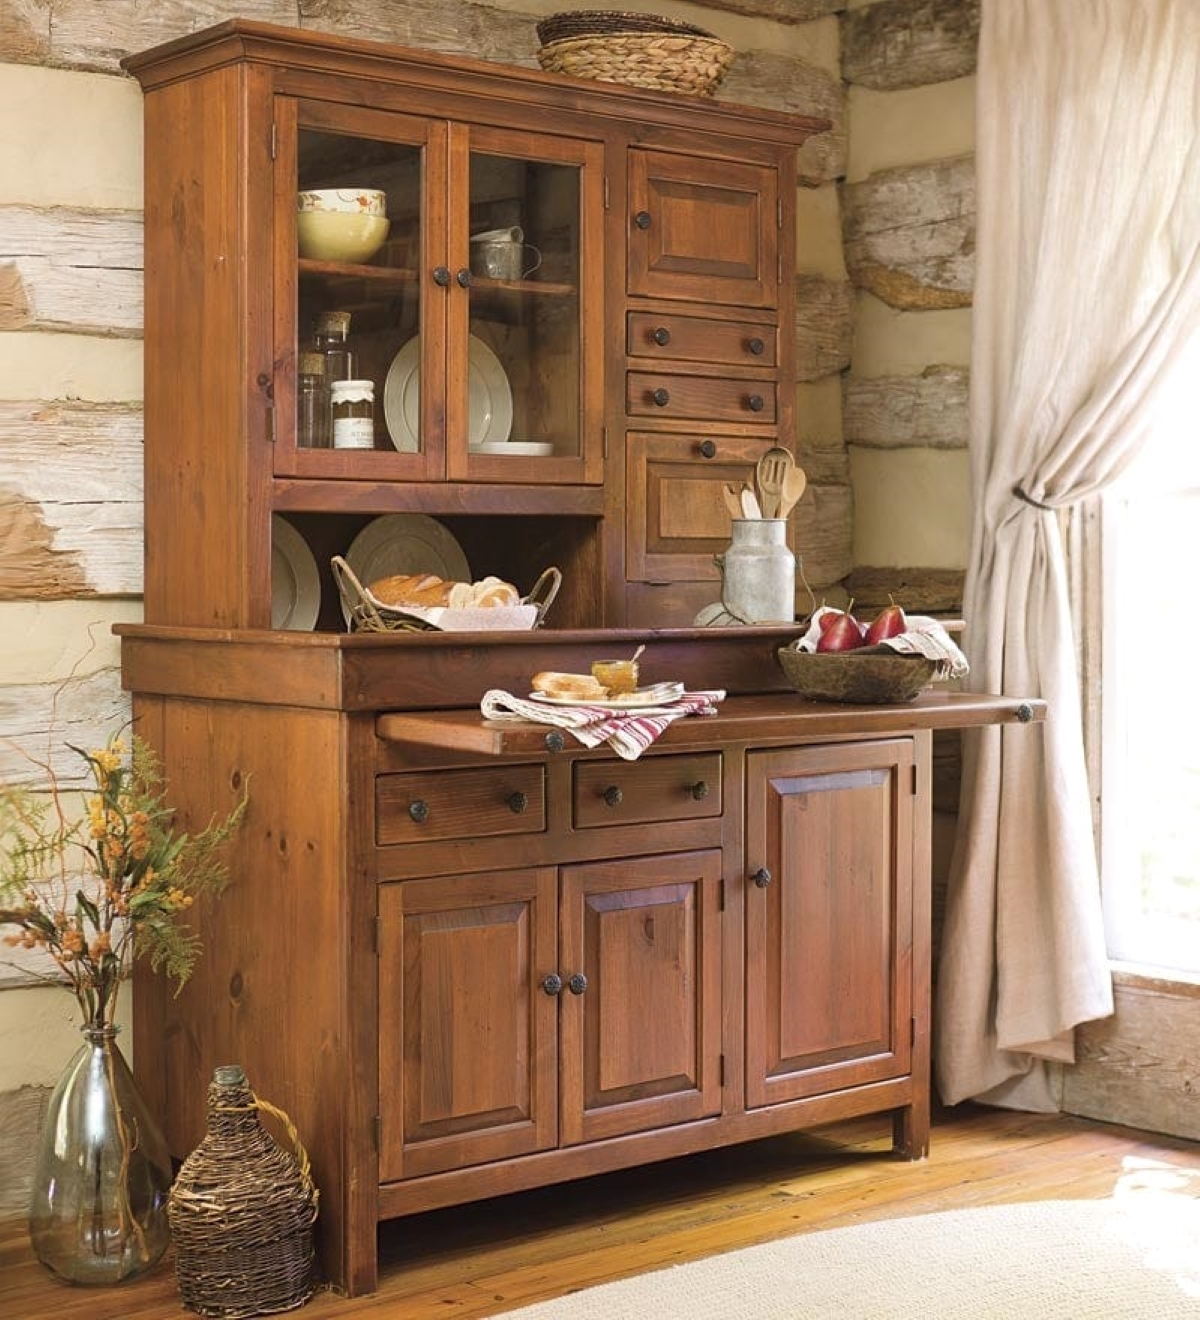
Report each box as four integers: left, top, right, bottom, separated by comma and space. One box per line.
296, 351, 330, 448
312, 310, 356, 436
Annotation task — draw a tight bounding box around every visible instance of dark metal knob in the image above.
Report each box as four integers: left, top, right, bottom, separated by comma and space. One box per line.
603, 785, 623, 807
651, 388, 670, 407
1016, 702, 1034, 723
689, 781, 710, 800
748, 337, 765, 356
698, 439, 717, 459
751, 866, 772, 888
634, 210, 652, 230
432, 265, 451, 286
652, 326, 671, 346
567, 972, 588, 995
542, 973, 563, 996
507, 790, 528, 815
747, 394, 765, 412
408, 799, 430, 824
545, 731, 565, 752
456, 267, 472, 287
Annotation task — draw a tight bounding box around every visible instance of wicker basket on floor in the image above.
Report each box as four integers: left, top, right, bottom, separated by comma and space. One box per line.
537, 32, 735, 97
169, 1066, 319, 1319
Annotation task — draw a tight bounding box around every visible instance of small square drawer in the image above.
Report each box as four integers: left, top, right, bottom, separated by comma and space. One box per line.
573, 753, 722, 829
377, 765, 545, 845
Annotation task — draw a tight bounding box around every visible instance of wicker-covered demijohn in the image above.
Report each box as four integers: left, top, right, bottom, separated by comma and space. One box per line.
168, 1066, 320, 1319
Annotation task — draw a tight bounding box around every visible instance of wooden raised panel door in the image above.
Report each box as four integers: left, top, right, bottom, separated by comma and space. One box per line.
627, 149, 779, 308
558, 850, 723, 1146
744, 741, 916, 1109
378, 868, 558, 1181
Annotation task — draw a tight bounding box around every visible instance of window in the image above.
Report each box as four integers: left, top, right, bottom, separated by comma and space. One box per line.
1099, 349, 1200, 973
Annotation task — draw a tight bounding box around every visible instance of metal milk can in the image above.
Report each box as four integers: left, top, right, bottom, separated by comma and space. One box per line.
716, 518, 796, 623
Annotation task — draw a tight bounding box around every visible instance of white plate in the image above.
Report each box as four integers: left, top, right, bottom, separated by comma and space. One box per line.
528, 682, 686, 710
272, 515, 321, 631
470, 441, 555, 456
345, 514, 470, 595
383, 334, 513, 451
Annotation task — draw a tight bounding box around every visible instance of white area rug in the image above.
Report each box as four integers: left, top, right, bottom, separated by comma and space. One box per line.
496, 1197, 1200, 1319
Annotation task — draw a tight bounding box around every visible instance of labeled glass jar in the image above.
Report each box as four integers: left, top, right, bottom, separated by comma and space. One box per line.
296, 351, 330, 448
331, 379, 376, 450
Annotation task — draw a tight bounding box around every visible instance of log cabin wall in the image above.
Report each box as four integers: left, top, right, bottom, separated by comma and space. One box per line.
0, 0, 845, 1209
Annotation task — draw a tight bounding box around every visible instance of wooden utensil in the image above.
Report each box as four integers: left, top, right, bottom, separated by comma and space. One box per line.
756, 446, 794, 519
721, 483, 743, 520
778, 464, 808, 519
740, 486, 762, 520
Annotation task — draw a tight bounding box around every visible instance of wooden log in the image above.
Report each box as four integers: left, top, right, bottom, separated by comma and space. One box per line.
0, 0, 50, 63
842, 565, 965, 615
0, 402, 144, 600
843, 0, 980, 91
843, 155, 975, 310
0, 1087, 50, 1209
794, 445, 849, 489
696, 0, 843, 20
722, 51, 843, 185
843, 365, 969, 448
796, 276, 852, 382
0, 666, 130, 787
0, 207, 143, 336
1066, 975, 1200, 1142
794, 482, 853, 588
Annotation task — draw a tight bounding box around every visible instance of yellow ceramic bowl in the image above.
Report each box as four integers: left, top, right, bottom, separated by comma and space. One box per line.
297, 211, 390, 264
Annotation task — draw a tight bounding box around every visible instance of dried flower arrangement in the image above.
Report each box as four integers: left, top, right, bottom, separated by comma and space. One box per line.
0, 733, 247, 1029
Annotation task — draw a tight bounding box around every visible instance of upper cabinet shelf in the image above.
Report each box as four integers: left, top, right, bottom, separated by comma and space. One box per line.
123, 20, 828, 632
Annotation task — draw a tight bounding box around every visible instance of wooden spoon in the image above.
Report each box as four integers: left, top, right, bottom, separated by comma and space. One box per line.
721, 483, 743, 520
756, 446, 794, 519
778, 465, 808, 519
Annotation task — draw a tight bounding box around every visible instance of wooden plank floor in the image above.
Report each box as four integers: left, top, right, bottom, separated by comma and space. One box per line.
3, 1104, 1199, 1319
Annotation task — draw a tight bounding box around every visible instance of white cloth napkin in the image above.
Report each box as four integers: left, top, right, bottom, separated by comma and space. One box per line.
794, 608, 969, 680
480, 689, 725, 760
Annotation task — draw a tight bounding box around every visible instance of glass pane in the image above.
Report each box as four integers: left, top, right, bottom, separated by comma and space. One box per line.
467, 152, 580, 460
296, 129, 422, 454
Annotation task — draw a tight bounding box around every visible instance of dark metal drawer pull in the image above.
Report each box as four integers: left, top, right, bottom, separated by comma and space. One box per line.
689, 780, 710, 800
747, 394, 765, 412
748, 337, 765, 355
542, 973, 563, 996
456, 267, 472, 287
634, 210, 652, 230
652, 326, 671, 346
698, 440, 716, 459
408, 799, 430, 823
603, 785, 624, 807
507, 790, 529, 814
567, 972, 588, 995
651, 388, 670, 407
432, 266, 450, 286
751, 866, 772, 888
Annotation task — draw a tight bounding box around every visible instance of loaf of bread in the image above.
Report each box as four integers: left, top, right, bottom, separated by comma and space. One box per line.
370, 572, 519, 610
531, 671, 609, 701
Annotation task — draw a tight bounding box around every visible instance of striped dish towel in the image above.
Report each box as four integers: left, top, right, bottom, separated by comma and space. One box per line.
480, 689, 725, 760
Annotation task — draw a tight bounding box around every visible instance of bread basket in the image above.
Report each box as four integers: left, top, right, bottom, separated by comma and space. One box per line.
537, 24, 734, 98
776, 646, 936, 705
332, 556, 561, 633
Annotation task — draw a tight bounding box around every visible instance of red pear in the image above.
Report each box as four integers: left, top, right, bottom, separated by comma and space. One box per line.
816, 611, 866, 652
865, 600, 907, 646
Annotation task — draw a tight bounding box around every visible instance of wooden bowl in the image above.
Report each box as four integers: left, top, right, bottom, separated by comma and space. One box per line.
776, 647, 936, 704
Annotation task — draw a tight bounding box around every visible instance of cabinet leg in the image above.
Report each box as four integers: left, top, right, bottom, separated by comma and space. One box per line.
893, 1100, 930, 1160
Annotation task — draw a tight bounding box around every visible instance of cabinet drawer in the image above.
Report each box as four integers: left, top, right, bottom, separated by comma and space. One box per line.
377, 766, 545, 845
627, 372, 776, 425
573, 753, 722, 828
627, 313, 777, 368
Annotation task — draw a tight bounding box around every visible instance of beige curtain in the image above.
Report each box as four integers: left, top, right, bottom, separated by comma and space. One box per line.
935, 0, 1200, 1109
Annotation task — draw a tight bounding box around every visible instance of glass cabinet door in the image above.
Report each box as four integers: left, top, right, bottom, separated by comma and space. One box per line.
275, 103, 601, 487
446, 125, 603, 483
277, 100, 445, 480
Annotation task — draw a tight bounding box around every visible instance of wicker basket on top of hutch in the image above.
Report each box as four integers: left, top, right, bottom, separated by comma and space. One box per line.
118, 20, 1043, 1297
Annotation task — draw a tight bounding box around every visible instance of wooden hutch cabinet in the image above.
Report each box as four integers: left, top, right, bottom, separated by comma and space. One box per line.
120, 20, 1043, 1298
